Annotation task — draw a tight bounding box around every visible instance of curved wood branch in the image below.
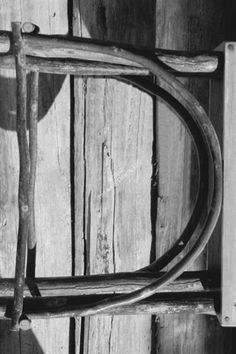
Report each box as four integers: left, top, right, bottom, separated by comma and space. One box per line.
0, 31, 222, 76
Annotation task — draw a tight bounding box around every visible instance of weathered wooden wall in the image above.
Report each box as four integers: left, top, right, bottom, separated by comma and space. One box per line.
155, 1, 236, 353
0, 1, 71, 353
73, 1, 155, 353
0, 1, 236, 353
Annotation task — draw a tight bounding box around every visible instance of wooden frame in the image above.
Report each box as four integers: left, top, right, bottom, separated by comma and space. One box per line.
210, 42, 236, 327
0, 22, 223, 330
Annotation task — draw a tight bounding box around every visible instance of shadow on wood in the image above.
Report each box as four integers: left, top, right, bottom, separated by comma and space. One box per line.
0, 73, 65, 131
0, 320, 45, 354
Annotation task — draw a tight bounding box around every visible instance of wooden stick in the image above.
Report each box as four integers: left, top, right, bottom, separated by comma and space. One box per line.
0, 55, 149, 75
0, 31, 222, 75
28, 71, 38, 249
156, 53, 219, 75
11, 22, 30, 331
26, 57, 150, 76
2, 292, 217, 320
0, 53, 221, 77
21, 35, 222, 74
0, 271, 219, 297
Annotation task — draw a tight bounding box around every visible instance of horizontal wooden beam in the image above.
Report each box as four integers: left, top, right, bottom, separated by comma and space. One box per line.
0, 55, 150, 76
2, 292, 217, 320
217, 42, 236, 327
0, 271, 219, 297
0, 31, 222, 76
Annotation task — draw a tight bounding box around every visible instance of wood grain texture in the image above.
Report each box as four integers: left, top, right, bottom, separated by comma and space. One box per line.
73, 0, 155, 353
154, 1, 228, 353
0, 1, 71, 353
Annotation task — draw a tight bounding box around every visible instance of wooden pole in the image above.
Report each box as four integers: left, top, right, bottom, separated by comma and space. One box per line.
28, 71, 39, 250
0, 55, 150, 76
0, 271, 219, 297
2, 292, 217, 320
11, 22, 30, 331
0, 31, 222, 76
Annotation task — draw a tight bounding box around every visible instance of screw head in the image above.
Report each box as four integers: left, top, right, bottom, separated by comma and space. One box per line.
228, 44, 234, 51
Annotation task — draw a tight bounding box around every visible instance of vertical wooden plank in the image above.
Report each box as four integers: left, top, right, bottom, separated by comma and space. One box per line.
73, 1, 155, 353
208, 48, 236, 352
210, 43, 236, 330
0, 1, 71, 353
219, 42, 236, 326
208, 75, 223, 269
155, 1, 227, 353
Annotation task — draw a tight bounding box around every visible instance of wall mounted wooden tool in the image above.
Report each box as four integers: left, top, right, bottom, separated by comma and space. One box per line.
0, 22, 226, 330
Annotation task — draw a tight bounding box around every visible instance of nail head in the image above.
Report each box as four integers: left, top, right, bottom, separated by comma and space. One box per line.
19, 317, 31, 331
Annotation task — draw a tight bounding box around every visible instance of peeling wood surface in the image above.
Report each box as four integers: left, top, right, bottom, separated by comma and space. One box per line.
0, 1, 71, 353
